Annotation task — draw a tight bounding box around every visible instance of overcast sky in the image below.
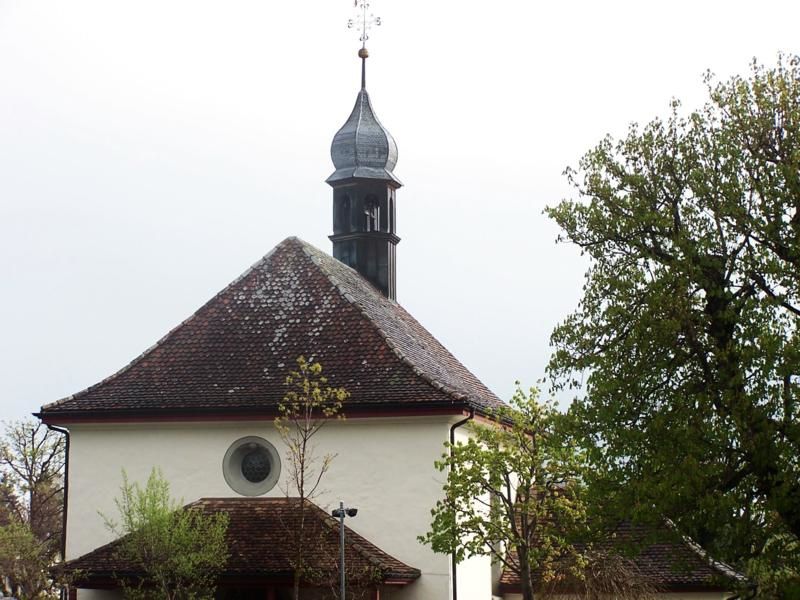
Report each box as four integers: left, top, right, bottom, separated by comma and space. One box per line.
1, 0, 798, 423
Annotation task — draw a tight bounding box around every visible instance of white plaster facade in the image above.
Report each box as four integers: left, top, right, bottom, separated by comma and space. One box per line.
503, 595, 731, 600
61, 412, 740, 600
62, 412, 737, 600
64, 415, 493, 600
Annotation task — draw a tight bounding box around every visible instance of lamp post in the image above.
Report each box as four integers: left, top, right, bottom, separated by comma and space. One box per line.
331, 502, 358, 599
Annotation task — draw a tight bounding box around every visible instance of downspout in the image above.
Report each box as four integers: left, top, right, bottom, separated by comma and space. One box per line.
45, 423, 70, 600
449, 408, 474, 600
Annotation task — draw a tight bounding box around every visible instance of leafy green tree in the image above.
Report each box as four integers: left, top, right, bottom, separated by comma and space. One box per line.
747, 533, 800, 599
546, 55, 800, 595
103, 468, 229, 600
420, 387, 656, 600
0, 521, 54, 599
0, 420, 65, 599
274, 356, 348, 600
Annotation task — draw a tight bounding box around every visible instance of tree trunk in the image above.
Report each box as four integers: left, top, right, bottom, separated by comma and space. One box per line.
704, 275, 800, 539
293, 494, 305, 600
517, 547, 535, 600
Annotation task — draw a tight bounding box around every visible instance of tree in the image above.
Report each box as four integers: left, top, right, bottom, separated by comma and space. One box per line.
103, 468, 229, 600
274, 356, 348, 600
0, 522, 56, 600
747, 532, 800, 599
419, 387, 656, 600
546, 55, 800, 595
0, 420, 65, 599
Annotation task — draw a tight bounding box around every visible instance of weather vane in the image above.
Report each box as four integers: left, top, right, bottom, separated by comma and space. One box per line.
348, 1, 381, 50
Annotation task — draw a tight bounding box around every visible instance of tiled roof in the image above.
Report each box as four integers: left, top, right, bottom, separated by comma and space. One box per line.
498, 521, 745, 593
39, 237, 503, 420
62, 497, 420, 586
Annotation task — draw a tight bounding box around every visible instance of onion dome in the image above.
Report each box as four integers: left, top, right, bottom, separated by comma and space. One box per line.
326, 79, 401, 186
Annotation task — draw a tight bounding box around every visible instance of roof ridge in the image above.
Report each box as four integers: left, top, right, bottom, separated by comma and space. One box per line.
64, 496, 420, 583
313, 502, 415, 575
199, 497, 414, 574
664, 518, 747, 583
60, 534, 124, 569
40, 236, 502, 418
40, 240, 293, 412
352, 91, 365, 170
297, 241, 473, 407
355, 90, 391, 170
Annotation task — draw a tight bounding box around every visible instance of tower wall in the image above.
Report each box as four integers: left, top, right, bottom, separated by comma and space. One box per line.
329, 179, 399, 299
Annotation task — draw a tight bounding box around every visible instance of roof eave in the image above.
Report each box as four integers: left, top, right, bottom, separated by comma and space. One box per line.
325, 168, 402, 187
36, 400, 477, 425
497, 581, 733, 595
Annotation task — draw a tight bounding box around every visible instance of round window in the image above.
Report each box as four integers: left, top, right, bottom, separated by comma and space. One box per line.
222, 436, 280, 496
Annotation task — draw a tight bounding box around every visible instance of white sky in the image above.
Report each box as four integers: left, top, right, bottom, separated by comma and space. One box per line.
1, 0, 798, 422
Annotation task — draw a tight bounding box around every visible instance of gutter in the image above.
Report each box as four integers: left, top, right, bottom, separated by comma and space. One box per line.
449, 408, 474, 600
45, 422, 70, 598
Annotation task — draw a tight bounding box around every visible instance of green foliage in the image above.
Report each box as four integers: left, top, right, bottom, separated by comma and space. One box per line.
421, 388, 656, 600
277, 357, 348, 423
547, 54, 800, 596
0, 521, 54, 599
421, 387, 582, 567
274, 357, 348, 600
0, 420, 65, 599
748, 534, 800, 599
103, 468, 229, 600
274, 355, 348, 504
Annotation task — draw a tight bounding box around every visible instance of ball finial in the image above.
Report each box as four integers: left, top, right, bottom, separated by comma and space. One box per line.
358, 47, 369, 59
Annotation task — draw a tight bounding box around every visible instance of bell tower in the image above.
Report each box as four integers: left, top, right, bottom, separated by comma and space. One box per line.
327, 6, 401, 300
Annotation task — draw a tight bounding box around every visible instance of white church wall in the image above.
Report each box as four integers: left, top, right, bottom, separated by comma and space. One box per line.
78, 590, 121, 600
502, 593, 732, 600
66, 415, 466, 600
450, 424, 494, 600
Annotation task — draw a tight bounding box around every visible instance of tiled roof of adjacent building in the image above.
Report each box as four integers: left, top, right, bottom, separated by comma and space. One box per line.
498, 521, 746, 593
61, 497, 420, 586
39, 237, 503, 421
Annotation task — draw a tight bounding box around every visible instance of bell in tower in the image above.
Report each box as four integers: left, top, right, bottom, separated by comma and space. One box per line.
327, 45, 401, 300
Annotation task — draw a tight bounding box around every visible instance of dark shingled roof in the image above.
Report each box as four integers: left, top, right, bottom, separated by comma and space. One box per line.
62, 497, 420, 586
39, 237, 503, 420
498, 521, 746, 593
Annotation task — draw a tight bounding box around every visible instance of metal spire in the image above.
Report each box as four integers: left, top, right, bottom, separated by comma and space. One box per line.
347, 1, 381, 89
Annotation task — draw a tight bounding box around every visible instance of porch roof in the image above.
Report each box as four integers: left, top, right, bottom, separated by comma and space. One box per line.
61, 497, 420, 588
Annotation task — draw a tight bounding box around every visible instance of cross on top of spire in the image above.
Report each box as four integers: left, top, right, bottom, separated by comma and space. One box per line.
348, 1, 381, 50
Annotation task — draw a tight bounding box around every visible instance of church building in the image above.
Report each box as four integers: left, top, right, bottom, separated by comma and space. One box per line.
39, 30, 739, 600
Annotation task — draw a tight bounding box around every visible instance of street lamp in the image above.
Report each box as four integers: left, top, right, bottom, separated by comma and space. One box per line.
331, 502, 358, 599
